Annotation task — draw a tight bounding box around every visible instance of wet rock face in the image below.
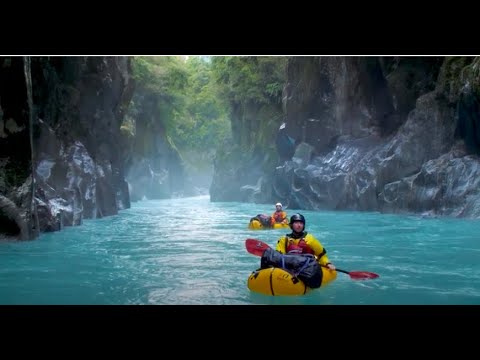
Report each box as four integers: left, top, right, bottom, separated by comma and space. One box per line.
34, 135, 100, 230
0, 57, 36, 240
456, 83, 480, 155
126, 142, 185, 202
31, 57, 134, 234
282, 57, 396, 154
271, 56, 480, 218
379, 151, 480, 217
0, 57, 134, 240
0, 195, 27, 240
209, 56, 479, 219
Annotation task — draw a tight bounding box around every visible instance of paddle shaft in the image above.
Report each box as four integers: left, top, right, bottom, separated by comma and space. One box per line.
323, 266, 349, 275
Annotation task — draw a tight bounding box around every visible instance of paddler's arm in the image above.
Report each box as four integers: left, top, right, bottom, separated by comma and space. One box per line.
306, 234, 336, 270
275, 236, 287, 254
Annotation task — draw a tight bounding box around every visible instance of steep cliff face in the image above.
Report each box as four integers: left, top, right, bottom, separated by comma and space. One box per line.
124, 92, 185, 202
0, 57, 134, 240
209, 57, 287, 203
209, 99, 283, 203
273, 56, 480, 218
210, 56, 480, 219
0, 57, 36, 240
283, 57, 394, 150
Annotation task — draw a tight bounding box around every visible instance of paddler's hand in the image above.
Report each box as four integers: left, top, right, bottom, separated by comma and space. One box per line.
326, 263, 336, 270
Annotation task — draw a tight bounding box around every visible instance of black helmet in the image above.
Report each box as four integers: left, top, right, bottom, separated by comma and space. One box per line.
289, 213, 305, 229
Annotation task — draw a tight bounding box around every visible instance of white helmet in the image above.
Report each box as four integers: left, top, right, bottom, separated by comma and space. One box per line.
275, 202, 282, 208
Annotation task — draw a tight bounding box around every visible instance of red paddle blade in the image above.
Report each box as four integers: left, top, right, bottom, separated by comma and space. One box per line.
245, 239, 271, 256
348, 271, 379, 280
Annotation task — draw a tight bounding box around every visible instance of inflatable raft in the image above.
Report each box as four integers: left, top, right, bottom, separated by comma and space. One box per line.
248, 214, 289, 230
247, 266, 337, 296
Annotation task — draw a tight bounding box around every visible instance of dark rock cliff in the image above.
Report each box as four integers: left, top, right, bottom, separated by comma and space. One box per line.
211, 56, 480, 219
123, 92, 185, 202
210, 99, 283, 203
0, 57, 134, 240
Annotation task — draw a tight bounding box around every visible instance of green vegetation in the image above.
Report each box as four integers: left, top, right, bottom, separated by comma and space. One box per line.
128, 55, 287, 180
211, 56, 286, 105
129, 56, 230, 167
210, 56, 287, 158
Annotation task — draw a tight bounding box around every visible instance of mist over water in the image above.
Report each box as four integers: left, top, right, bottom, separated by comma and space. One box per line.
1, 195, 479, 305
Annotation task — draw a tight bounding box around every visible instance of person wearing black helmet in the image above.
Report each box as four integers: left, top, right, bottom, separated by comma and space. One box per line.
275, 213, 336, 270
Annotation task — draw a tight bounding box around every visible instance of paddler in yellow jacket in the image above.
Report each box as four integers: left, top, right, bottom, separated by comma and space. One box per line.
271, 202, 288, 225
275, 213, 336, 270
